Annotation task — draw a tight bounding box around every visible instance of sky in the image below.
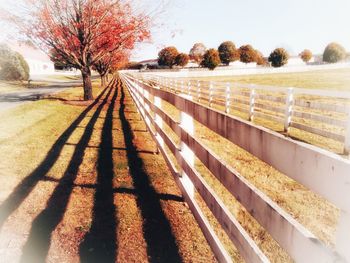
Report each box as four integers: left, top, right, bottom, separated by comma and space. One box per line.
132, 0, 350, 60
1, 0, 349, 61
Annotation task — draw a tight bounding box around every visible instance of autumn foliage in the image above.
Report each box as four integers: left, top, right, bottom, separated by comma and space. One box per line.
189, 43, 207, 64
268, 48, 289, 67
175, 53, 189, 68
93, 51, 130, 87
26, 0, 150, 100
201, 49, 221, 70
218, 41, 239, 65
299, 49, 313, 63
255, 50, 268, 66
158, 46, 179, 68
239, 45, 257, 64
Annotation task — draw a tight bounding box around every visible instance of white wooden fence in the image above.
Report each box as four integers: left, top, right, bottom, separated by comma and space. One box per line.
135, 74, 350, 155
120, 72, 350, 263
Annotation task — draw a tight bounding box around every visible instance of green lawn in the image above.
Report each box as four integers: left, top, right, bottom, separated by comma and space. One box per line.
190, 68, 350, 91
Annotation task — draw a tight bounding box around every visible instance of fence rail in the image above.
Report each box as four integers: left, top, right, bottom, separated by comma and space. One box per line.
135, 73, 350, 155
120, 72, 350, 263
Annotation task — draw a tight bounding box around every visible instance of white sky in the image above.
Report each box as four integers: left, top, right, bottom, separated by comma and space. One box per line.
1, 0, 349, 61
133, 0, 350, 60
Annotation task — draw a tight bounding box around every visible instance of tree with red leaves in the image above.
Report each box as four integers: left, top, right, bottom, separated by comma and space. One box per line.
25, 0, 150, 100
93, 51, 130, 87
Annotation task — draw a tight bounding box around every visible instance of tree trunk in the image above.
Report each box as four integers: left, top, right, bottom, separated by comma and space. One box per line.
81, 66, 93, 100
100, 74, 109, 88
101, 74, 106, 88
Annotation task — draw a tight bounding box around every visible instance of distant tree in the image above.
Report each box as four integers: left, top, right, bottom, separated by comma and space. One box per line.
299, 49, 313, 63
125, 62, 143, 70
201, 48, 221, 70
323, 42, 346, 63
175, 53, 189, 68
16, 52, 30, 80
189, 43, 207, 64
239, 45, 257, 64
218, 41, 239, 65
268, 48, 289, 67
255, 50, 268, 66
158, 46, 179, 68
0, 44, 29, 81
93, 51, 129, 87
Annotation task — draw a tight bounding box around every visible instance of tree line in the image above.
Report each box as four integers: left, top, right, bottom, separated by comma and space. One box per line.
156, 41, 348, 70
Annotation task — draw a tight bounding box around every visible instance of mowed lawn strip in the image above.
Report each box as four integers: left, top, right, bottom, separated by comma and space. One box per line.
0, 78, 216, 262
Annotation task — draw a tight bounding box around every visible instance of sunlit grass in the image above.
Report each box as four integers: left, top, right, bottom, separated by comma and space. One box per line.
157, 97, 338, 263
190, 68, 350, 91
0, 79, 216, 262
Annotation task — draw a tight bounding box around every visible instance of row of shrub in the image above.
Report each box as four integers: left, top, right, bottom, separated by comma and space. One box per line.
156, 41, 347, 70
158, 42, 288, 70
0, 44, 30, 81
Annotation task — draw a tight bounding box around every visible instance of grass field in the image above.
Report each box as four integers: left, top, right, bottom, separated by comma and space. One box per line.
129, 70, 347, 261
190, 68, 350, 91
189, 68, 350, 91
0, 78, 215, 262
153, 90, 338, 263
181, 68, 350, 154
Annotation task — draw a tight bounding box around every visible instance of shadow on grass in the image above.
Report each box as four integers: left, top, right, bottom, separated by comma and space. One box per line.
0, 85, 109, 230
79, 79, 119, 263
118, 81, 183, 263
19, 81, 116, 263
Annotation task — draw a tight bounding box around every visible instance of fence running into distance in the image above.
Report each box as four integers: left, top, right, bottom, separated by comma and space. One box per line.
120, 72, 350, 263
135, 73, 350, 155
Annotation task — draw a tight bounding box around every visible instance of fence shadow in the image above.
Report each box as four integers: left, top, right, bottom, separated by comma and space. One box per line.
0, 86, 109, 230
19, 83, 116, 263
118, 82, 183, 263
79, 80, 119, 263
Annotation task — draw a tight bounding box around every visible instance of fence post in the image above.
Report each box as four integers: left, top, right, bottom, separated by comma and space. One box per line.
174, 79, 178, 93
154, 96, 163, 153
249, 85, 256, 121
197, 80, 201, 102
180, 110, 195, 197
187, 80, 191, 96
343, 109, 350, 155
209, 81, 213, 108
143, 87, 151, 130
225, 82, 231, 114
284, 88, 294, 133
137, 79, 146, 121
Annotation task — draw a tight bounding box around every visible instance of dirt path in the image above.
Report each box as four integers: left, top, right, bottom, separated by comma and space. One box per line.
0, 78, 215, 262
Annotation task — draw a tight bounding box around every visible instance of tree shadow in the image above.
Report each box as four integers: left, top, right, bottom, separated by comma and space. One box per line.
19, 82, 116, 263
79, 79, 119, 263
118, 82, 183, 263
0, 85, 110, 229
